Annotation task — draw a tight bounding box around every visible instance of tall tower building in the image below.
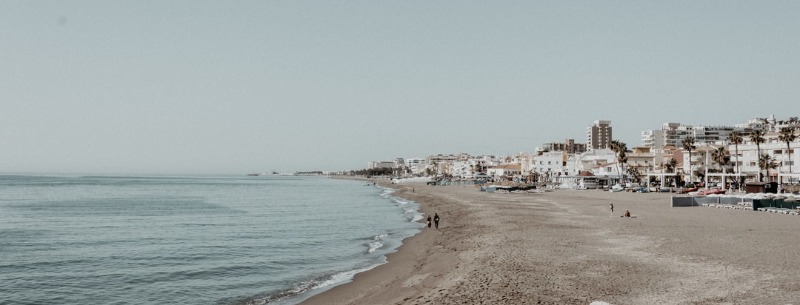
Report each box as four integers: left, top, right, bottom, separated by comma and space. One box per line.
587, 120, 613, 149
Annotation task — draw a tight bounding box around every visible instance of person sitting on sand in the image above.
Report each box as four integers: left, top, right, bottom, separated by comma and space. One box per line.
624, 210, 631, 217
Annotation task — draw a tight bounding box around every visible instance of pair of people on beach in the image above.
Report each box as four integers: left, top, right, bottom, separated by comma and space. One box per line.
426, 213, 440, 229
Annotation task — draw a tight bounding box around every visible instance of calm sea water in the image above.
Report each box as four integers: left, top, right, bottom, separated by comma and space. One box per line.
0, 175, 422, 305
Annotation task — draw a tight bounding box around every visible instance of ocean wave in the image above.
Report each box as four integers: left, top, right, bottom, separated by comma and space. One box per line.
242, 264, 383, 305
393, 198, 410, 206
373, 185, 423, 224
402, 207, 423, 223
365, 234, 387, 254
311, 265, 378, 290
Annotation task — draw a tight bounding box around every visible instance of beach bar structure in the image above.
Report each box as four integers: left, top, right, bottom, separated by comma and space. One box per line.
745, 182, 778, 194
703, 172, 749, 189
646, 172, 680, 188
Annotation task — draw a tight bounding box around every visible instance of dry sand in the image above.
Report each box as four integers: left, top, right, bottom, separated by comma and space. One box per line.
300, 181, 800, 305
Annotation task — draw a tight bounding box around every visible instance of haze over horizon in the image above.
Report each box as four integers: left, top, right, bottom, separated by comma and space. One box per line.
2, 1, 798, 175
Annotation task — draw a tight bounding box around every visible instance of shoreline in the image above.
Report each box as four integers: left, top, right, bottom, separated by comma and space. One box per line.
301, 180, 800, 304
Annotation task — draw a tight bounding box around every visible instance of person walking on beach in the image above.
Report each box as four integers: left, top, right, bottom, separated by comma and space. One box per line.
433, 213, 440, 229
427, 215, 432, 228
609, 203, 614, 217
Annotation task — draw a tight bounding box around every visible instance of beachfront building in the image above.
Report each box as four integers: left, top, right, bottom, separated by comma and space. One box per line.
487, 164, 522, 181
692, 126, 737, 144
449, 159, 477, 178
427, 153, 470, 166
542, 139, 587, 154
425, 153, 471, 177
735, 115, 781, 133
403, 158, 428, 176
531, 150, 569, 181
641, 122, 739, 149
641, 123, 682, 149
575, 149, 620, 176
679, 145, 718, 184
368, 161, 397, 170
732, 131, 800, 184
627, 146, 657, 182
587, 120, 612, 150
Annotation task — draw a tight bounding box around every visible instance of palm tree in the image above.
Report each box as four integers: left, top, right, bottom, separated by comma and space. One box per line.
728, 131, 743, 175
711, 147, 730, 169
789, 117, 799, 128
626, 167, 641, 184
750, 129, 767, 182
711, 146, 731, 188
663, 158, 676, 173
682, 137, 696, 185
662, 158, 678, 187
759, 153, 779, 183
610, 140, 628, 183
778, 127, 797, 176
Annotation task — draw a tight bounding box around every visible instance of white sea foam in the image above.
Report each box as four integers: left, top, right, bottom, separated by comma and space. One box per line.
367, 241, 383, 253
365, 234, 387, 253
311, 264, 380, 290
376, 185, 423, 224
380, 188, 395, 197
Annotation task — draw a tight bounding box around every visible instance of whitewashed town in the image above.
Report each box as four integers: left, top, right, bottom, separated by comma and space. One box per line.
365, 115, 800, 193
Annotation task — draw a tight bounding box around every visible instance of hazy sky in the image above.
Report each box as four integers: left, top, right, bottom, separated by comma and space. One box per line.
2, 1, 799, 175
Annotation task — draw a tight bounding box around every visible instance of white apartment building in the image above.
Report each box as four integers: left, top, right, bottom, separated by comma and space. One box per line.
574, 149, 621, 177
404, 158, 428, 176
531, 151, 568, 177
449, 160, 474, 178
731, 133, 800, 183
368, 161, 397, 169
641, 123, 739, 149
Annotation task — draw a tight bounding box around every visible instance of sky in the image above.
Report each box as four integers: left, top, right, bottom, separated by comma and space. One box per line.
2, 1, 799, 175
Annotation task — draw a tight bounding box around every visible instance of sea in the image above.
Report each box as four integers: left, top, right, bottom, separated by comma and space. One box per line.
0, 174, 423, 305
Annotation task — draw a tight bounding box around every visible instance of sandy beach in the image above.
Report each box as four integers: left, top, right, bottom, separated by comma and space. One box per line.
300, 181, 800, 305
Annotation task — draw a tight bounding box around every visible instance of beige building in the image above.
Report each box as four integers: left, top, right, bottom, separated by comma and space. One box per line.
542, 138, 587, 154
587, 120, 613, 150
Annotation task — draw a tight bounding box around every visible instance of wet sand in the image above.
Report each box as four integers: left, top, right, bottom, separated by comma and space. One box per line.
300, 182, 800, 305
